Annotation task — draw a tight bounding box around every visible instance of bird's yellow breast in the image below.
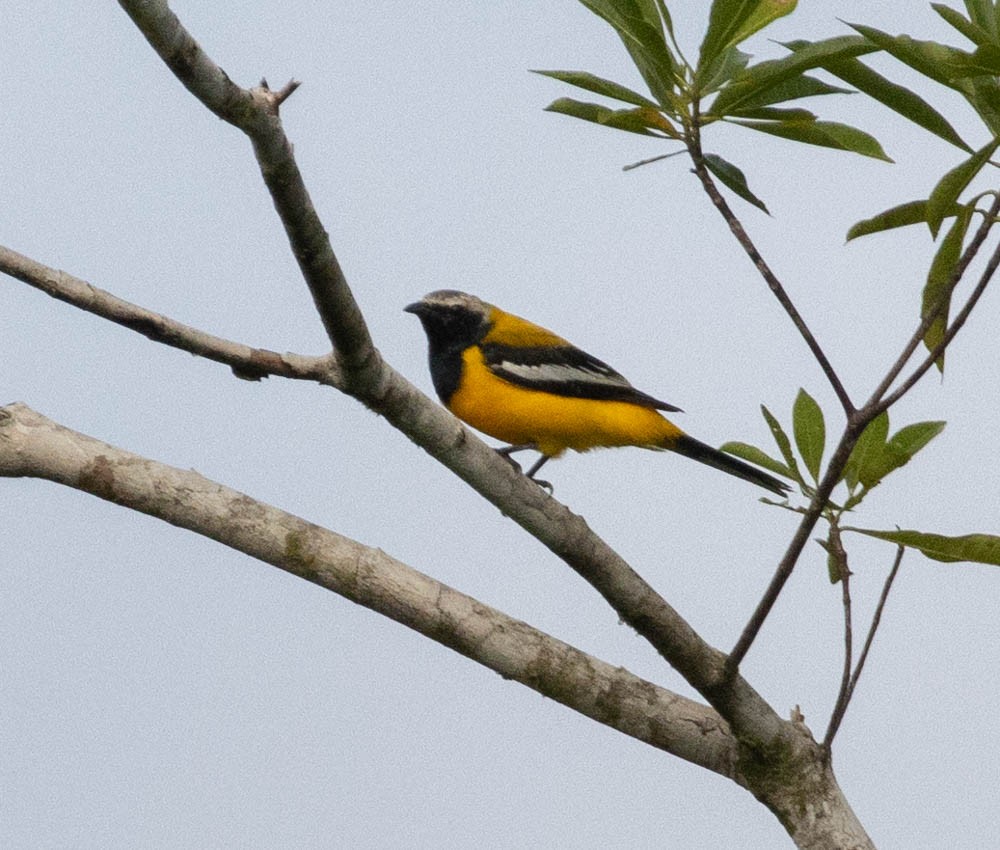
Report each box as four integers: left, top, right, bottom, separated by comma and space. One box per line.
449, 346, 683, 457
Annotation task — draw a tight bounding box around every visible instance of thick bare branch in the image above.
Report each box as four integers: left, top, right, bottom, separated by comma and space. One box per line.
0, 401, 876, 848
0, 244, 337, 384
0, 401, 735, 775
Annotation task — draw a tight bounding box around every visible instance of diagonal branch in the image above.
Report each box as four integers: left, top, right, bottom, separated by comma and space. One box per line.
0, 244, 337, 385
686, 121, 854, 416
877, 235, 1000, 412
118, 0, 374, 380
0, 401, 738, 777
3, 225, 767, 737
866, 191, 1000, 411
823, 545, 904, 749
110, 0, 795, 747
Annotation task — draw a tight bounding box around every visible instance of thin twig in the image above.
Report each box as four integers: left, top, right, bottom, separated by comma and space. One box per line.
686, 112, 854, 415
728, 191, 1000, 670
866, 192, 1000, 409
823, 525, 853, 755
824, 545, 904, 749
878, 236, 1000, 412
727, 428, 861, 671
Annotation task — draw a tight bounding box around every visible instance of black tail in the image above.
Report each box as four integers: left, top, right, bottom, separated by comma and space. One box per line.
671, 434, 789, 496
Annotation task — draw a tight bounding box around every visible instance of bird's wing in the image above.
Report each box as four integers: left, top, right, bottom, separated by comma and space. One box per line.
480, 341, 682, 412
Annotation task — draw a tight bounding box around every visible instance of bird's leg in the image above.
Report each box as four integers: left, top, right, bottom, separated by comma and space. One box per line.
525, 454, 553, 492
495, 443, 536, 472
496, 444, 553, 492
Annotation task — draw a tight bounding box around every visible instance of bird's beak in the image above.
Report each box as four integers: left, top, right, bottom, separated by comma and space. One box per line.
403, 301, 424, 315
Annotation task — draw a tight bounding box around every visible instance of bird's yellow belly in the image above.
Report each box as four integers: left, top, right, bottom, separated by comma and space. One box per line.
449, 348, 682, 456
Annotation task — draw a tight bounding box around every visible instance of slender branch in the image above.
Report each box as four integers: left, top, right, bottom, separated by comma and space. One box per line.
0, 401, 739, 776
117, 0, 374, 381
727, 428, 860, 671
0, 244, 337, 385
824, 546, 904, 749
824, 526, 853, 754
866, 191, 1000, 409
727, 191, 1000, 671
686, 117, 854, 415
878, 236, 1000, 412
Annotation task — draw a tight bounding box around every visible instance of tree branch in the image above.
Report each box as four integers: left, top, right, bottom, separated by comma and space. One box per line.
877, 235, 1000, 412
117, 0, 373, 381
824, 526, 853, 753
725, 188, 1000, 671
686, 121, 854, 415
728, 429, 859, 670
107, 0, 800, 749
866, 191, 1000, 412
0, 401, 875, 847
823, 546, 903, 749
1, 228, 777, 735
0, 401, 737, 776
0, 244, 337, 384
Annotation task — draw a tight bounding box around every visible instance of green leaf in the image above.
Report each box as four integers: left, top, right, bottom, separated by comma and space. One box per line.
698, 46, 752, 96
846, 200, 964, 241
543, 98, 674, 136
922, 204, 974, 370
761, 404, 802, 482
720, 441, 794, 479
825, 546, 846, 584
699, 0, 798, 71
844, 416, 945, 492
781, 42, 971, 151
709, 35, 874, 115
858, 419, 948, 491
726, 71, 853, 112
848, 23, 979, 88
927, 139, 999, 237
792, 388, 825, 481
652, 0, 677, 43
843, 411, 889, 490
933, 4, 994, 46
578, 0, 677, 104
954, 43, 1000, 76
964, 0, 1000, 40
845, 528, 1000, 565
964, 76, 1000, 135
703, 152, 769, 212
729, 106, 817, 121
533, 70, 661, 108
731, 118, 892, 161
887, 420, 946, 462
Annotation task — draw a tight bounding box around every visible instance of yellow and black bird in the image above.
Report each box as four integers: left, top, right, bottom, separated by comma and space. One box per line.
405, 290, 788, 495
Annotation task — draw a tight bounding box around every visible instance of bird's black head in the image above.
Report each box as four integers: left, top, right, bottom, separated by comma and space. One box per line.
404, 290, 492, 355
405, 290, 493, 403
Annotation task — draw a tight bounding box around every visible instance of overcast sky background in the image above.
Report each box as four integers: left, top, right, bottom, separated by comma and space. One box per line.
3, 2, 999, 848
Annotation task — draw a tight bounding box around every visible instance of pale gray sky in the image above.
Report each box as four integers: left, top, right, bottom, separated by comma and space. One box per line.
4, 2, 999, 847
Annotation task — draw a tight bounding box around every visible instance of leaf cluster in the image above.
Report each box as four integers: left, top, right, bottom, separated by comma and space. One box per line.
540, 0, 1000, 575
724, 391, 1000, 570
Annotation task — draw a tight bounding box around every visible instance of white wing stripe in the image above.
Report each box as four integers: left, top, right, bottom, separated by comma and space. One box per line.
496, 361, 633, 388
